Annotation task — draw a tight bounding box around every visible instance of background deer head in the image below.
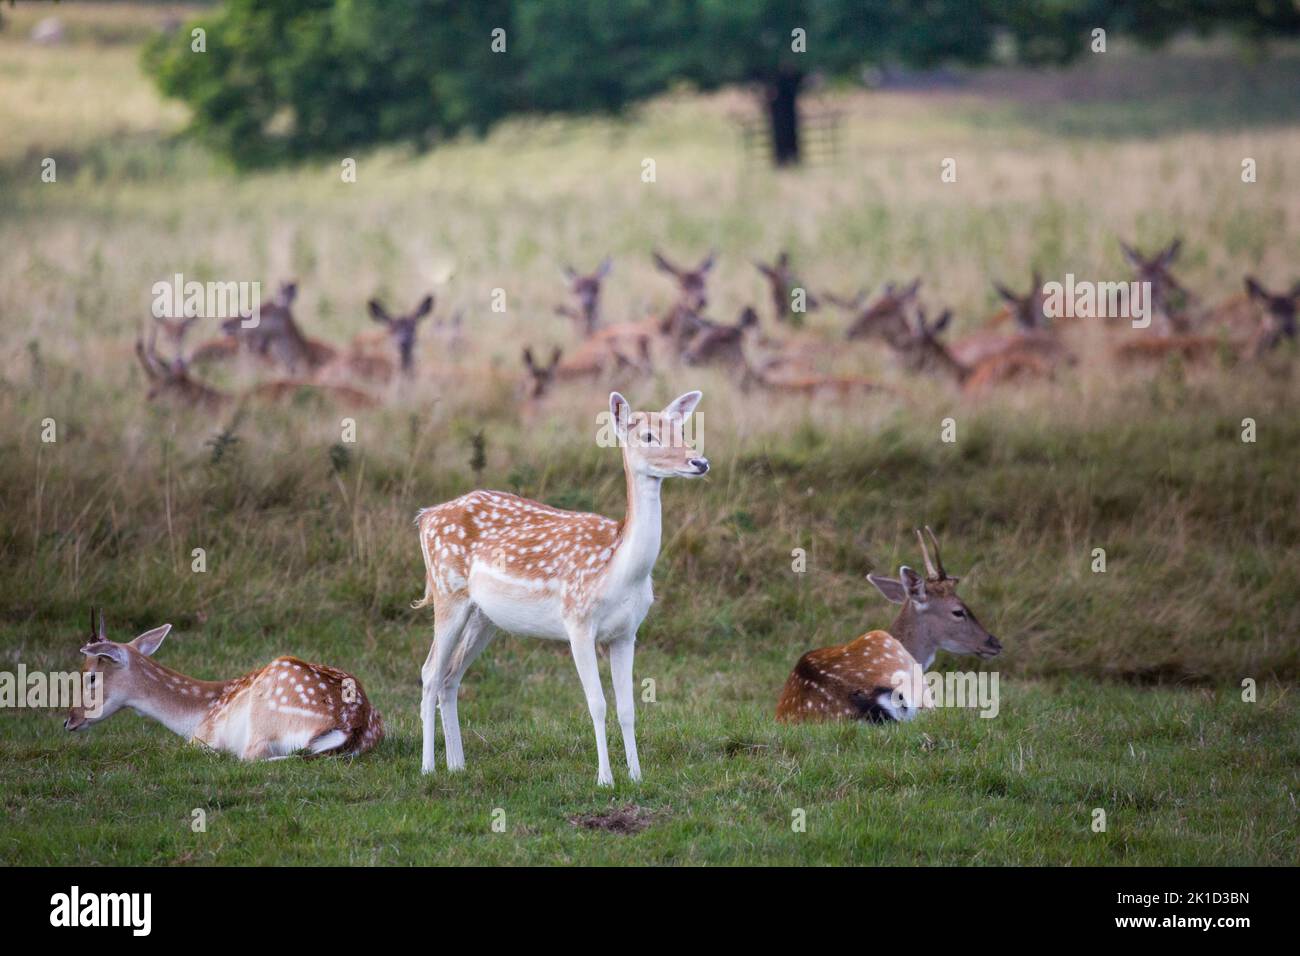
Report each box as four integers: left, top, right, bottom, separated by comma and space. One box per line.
994, 270, 1049, 331
561, 258, 612, 335
521, 345, 563, 399
1245, 276, 1299, 353
845, 278, 921, 344
368, 294, 434, 372
653, 249, 715, 313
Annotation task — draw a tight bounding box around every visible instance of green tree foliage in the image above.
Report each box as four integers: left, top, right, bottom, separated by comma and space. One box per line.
145, 0, 1300, 168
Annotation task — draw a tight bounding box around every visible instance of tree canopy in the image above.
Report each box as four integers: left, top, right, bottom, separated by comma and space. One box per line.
144, 0, 1300, 167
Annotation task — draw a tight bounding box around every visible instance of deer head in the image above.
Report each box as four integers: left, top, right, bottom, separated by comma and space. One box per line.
653, 250, 715, 313
755, 252, 819, 320
1120, 238, 1191, 325
1245, 276, 1299, 352
892, 305, 961, 379
135, 334, 230, 410
64, 608, 173, 731
609, 390, 709, 480
521, 346, 563, 399
993, 270, 1048, 331
561, 258, 612, 335
368, 294, 434, 372
845, 278, 921, 344
867, 528, 1001, 667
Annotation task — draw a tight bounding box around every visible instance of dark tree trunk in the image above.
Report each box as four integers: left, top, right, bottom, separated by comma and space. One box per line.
766, 71, 804, 167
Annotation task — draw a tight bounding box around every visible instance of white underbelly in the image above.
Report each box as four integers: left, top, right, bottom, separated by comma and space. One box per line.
469, 565, 569, 640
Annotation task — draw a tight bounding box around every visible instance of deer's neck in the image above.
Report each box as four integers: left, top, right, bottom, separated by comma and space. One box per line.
610, 451, 663, 587
127, 657, 230, 740
890, 603, 938, 670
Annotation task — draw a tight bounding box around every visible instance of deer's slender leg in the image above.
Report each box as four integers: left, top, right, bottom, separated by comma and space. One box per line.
422, 597, 470, 775
566, 621, 612, 787
440, 609, 497, 772
609, 635, 641, 782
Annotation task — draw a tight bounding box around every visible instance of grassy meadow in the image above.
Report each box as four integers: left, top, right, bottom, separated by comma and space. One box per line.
0, 3, 1297, 865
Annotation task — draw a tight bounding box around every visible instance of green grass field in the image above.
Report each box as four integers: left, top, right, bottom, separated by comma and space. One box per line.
1, 3, 1297, 866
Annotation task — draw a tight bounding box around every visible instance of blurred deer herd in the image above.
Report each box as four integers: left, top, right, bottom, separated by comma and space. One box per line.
136, 238, 1298, 416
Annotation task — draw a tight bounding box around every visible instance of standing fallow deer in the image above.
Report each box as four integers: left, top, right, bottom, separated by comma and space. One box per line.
844, 279, 922, 346
557, 258, 613, 336
776, 528, 1001, 722
893, 308, 1055, 391
65, 609, 383, 760
414, 390, 710, 785
754, 252, 820, 326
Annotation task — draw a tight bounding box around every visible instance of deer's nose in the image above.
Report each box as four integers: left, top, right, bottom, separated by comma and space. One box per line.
689, 458, 709, 474
986, 635, 1002, 653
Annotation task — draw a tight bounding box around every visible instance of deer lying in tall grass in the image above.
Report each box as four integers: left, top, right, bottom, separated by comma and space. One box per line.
776, 529, 1000, 722
948, 272, 1072, 368
843, 279, 922, 346
652, 249, 714, 347
893, 308, 1055, 391
682, 306, 759, 370
65, 610, 383, 760
754, 251, 820, 326
414, 390, 709, 785
1118, 238, 1195, 334
136, 335, 378, 411
557, 258, 613, 336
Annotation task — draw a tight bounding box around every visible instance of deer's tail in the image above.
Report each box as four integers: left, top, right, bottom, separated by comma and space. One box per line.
412, 509, 436, 610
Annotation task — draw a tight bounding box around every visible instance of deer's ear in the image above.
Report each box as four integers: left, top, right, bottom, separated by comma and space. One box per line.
1119, 241, 1142, 268
367, 299, 391, 323
899, 566, 928, 603
609, 391, 630, 437
1162, 238, 1182, 264
280, 282, 298, 305
131, 624, 171, 657
1245, 276, 1267, 301
413, 295, 434, 320
81, 642, 129, 667
661, 390, 702, 422
595, 257, 613, 279
867, 573, 907, 604
652, 252, 677, 276
994, 282, 1018, 305
698, 251, 717, 273
522, 347, 536, 371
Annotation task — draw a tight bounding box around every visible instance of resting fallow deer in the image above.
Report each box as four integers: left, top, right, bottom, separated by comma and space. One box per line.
948, 273, 1071, 368
1119, 238, 1195, 334
776, 528, 1001, 722
844, 279, 922, 346
652, 249, 715, 346
65, 609, 383, 760
136, 335, 378, 411
682, 306, 759, 370
754, 252, 819, 326
557, 258, 613, 336
893, 308, 1054, 391
361, 294, 435, 376
414, 390, 710, 785
1243, 277, 1299, 354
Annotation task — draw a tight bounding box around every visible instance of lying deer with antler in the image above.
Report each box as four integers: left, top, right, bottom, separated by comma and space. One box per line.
65, 610, 383, 760
777, 528, 1001, 722
414, 390, 709, 786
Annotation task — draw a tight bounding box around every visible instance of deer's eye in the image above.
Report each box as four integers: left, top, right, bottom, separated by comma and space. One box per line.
642, 431, 655, 444
951, 609, 966, 619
